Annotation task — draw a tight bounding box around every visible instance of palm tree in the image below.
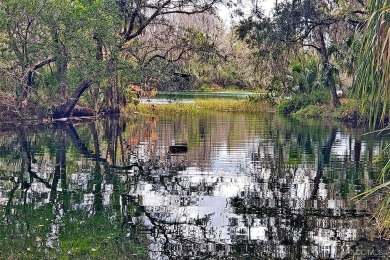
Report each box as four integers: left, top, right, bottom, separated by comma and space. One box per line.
353, 0, 390, 128
353, 0, 390, 234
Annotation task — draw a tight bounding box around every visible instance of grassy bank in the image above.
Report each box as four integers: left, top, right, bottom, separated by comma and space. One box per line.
126, 98, 275, 115
291, 98, 363, 123
276, 89, 364, 124
126, 94, 363, 126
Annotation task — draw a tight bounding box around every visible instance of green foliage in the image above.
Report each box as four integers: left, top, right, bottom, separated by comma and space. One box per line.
123, 87, 140, 105
353, 2, 390, 228
0, 0, 234, 117
292, 104, 334, 120
235, 0, 362, 106
352, 0, 390, 127
278, 89, 330, 115
118, 59, 142, 87
189, 33, 262, 90
0, 0, 120, 104
352, 0, 390, 235
186, 26, 209, 50
288, 55, 321, 94
334, 98, 362, 123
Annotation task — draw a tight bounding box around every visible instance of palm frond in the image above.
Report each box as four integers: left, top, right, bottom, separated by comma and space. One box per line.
352, 1, 390, 128
353, 0, 390, 234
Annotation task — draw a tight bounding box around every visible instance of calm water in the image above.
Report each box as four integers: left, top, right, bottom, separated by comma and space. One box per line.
0, 112, 389, 259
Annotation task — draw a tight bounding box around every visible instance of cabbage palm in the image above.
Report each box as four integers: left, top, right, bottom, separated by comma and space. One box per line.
289, 55, 321, 94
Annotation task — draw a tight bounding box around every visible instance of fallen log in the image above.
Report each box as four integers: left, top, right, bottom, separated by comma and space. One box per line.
52, 79, 94, 118
72, 105, 96, 117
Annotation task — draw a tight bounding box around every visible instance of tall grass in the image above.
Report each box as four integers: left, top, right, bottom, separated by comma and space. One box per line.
127, 99, 274, 115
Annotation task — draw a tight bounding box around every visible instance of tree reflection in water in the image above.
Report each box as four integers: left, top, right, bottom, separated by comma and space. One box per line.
0, 113, 389, 259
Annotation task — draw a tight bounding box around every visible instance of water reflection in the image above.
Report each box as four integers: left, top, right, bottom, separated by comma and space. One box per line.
0, 113, 389, 259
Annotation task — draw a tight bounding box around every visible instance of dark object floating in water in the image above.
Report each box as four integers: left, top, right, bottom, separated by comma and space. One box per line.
169, 144, 188, 154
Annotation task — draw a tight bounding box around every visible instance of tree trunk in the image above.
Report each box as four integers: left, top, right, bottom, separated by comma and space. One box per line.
319, 28, 340, 108
52, 29, 68, 99
94, 33, 104, 61
329, 78, 340, 107
101, 59, 121, 115
20, 57, 56, 107
21, 69, 33, 105
53, 79, 94, 118
110, 78, 121, 114
323, 61, 341, 108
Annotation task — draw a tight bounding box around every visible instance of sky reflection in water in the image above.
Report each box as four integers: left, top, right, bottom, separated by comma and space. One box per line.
0, 112, 389, 259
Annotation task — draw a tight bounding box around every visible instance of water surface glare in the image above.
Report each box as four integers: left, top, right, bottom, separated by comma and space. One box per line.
0, 112, 389, 259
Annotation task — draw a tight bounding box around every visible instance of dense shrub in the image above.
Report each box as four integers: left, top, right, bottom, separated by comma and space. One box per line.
292, 104, 333, 120
334, 99, 365, 124
278, 89, 330, 115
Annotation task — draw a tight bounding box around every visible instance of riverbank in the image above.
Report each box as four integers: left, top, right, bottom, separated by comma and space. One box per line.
290, 98, 363, 124
0, 94, 364, 128
127, 98, 275, 115
127, 96, 363, 125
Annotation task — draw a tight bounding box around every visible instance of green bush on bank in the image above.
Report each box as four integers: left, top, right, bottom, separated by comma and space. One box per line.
333, 99, 362, 123
290, 98, 363, 124
292, 104, 334, 120
277, 90, 365, 124
277, 89, 330, 115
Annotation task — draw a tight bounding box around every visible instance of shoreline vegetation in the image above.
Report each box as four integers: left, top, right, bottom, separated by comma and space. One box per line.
125, 90, 364, 125
0, 70, 372, 132
128, 97, 275, 115
0, 91, 365, 127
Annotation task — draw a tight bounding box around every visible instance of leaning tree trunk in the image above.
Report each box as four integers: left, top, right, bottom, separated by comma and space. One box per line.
53, 79, 94, 118
20, 57, 56, 107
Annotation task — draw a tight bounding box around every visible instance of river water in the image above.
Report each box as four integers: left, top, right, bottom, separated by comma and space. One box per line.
0, 112, 389, 259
